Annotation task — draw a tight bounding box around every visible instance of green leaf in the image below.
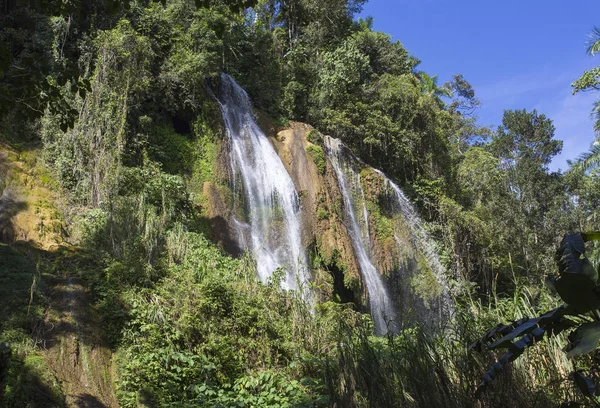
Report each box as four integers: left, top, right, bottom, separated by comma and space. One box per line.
476, 329, 546, 395
474, 305, 576, 394
487, 319, 540, 350
556, 233, 597, 283
564, 321, 600, 358
553, 233, 600, 313
472, 305, 571, 351
469, 319, 527, 352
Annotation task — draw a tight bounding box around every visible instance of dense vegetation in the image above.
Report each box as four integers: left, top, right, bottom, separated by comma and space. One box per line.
2, 0, 600, 406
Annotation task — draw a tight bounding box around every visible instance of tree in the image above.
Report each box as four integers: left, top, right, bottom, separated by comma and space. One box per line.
492, 109, 561, 171
572, 27, 600, 94
445, 74, 480, 117
416, 72, 452, 107
486, 109, 564, 282
274, 0, 366, 50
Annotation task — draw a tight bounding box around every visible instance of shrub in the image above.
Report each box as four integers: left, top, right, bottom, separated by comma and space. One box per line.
306, 145, 326, 175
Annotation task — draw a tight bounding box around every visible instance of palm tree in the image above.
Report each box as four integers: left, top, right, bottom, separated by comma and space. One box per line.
587, 27, 600, 136
415, 72, 452, 107
587, 26, 600, 57
572, 27, 600, 173
575, 141, 600, 174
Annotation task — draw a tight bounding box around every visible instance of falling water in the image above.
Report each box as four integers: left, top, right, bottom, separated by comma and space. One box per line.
374, 169, 453, 317
216, 74, 310, 292
324, 136, 397, 335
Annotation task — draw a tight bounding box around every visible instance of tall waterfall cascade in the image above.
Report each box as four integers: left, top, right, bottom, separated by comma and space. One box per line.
216, 74, 310, 293
325, 136, 398, 335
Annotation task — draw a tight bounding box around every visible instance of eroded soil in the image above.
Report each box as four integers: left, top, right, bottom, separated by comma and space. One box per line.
0, 145, 118, 407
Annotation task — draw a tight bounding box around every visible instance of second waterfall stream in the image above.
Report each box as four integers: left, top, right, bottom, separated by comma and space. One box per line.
324, 136, 398, 335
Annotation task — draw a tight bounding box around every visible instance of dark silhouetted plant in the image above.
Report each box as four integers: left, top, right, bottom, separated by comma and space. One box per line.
472, 232, 600, 403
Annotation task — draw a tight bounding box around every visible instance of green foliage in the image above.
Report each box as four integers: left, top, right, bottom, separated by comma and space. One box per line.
306, 145, 326, 175
1, 351, 65, 407
317, 208, 329, 220
6, 1, 599, 406
457, 147, 501, 205
572, 26, 600, 140
314, 40, 370, 108
364, 196, 394, 242
306, 129, 322, 144
572, 67, 600, 94
189, 370, 321, 407
492, 109, 562, 169
572, 35, 600, 173
104, 232, 327, 407
274, 116, 290, 129
444, 108, 570, 294
411, 257, 443, 308
147, 123, 195, 175
163, 5, 224, 103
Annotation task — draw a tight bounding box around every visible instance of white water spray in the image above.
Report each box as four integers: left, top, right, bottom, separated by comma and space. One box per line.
374, 169, 453, 317
216, 74, 310, 293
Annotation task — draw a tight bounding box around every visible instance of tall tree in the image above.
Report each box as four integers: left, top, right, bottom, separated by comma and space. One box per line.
489, 109, 563, 278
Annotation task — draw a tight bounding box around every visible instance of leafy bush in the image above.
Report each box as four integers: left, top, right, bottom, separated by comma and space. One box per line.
306, 145, 326, 175
147, 123, 195, 175
306, 128, 322, 145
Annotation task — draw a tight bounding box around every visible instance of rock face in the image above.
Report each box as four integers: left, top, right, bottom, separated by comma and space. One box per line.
272, 124, 363, 304
202, 92, 451, 330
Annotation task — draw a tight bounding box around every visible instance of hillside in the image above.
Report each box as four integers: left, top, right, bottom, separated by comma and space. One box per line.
2, 1, 600, 407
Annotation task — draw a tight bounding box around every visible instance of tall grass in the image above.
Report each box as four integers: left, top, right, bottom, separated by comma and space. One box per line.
321, 279, 577, 407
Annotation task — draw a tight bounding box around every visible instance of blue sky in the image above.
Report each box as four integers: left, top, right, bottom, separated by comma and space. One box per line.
359, 0, 600, 171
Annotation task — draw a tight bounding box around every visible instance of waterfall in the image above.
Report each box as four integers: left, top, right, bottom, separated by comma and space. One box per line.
374, 169, 453, 318
324, 136, 397, 335
216, 74, 310, 293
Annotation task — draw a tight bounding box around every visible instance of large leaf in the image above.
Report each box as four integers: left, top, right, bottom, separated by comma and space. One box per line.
487, 306, 571, 350
469, 318, 528, 352
556, 233, 598, 283
553, 233, 600, 313
474, 306, 577, 393
570, 370, 598, 398
564, 321, 600, 359
470, 305, 573, 352
553, 276, 600, 314
476, 328, 546, 394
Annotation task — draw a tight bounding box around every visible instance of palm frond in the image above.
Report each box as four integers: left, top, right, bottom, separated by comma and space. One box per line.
587, 26, 600, 57
573, 143, 600, 174
593, 99, 600, 134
